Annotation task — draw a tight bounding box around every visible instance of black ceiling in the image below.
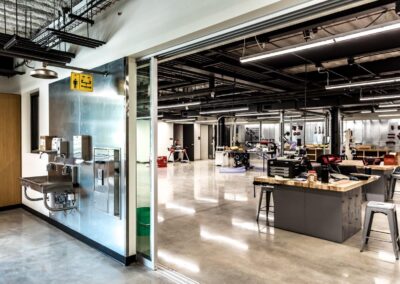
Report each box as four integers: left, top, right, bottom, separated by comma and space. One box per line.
0, 0, 117, 77
157, 0, 400, 119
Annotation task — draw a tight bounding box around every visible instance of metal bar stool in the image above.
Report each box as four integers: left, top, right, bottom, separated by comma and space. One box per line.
360, 201, 400, 260
256, 185, 274, 225
389, 168, 400, 199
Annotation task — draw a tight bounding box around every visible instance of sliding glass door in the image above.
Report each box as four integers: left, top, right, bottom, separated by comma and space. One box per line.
135, 58, 158, 268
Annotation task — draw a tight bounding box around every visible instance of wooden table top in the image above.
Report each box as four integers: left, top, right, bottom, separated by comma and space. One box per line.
254, 175, 380, 192
338, 160, 397, 171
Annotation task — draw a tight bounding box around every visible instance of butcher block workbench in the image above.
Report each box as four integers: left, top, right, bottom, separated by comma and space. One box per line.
254, 175, 380, 242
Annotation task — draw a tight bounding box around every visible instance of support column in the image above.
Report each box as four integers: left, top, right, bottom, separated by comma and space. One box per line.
217, 117, 226, 147
330, 107, 341, 155
324, 112, 330, 155
279, 111, 285, 156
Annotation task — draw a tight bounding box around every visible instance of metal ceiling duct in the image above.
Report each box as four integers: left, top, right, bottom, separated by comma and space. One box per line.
30, 67, 58, 79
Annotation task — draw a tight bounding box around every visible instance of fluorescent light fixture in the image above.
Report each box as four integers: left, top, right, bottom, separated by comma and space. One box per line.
163, 118, 196, 123
335, 22, 400, 42
379, 103, 400, 108
378, 114, 400, 118
235, 112, 259, 117
137, 114, 163, 120
361, 110, 371, 114
257, 116, 280, 120
360, 94, 400, 101
241, 39, 335, 63
375, 108, 398, 113
199, 107, 249, 115
326, 77, 400, 90
196, 120, 218, 124
257, 115, 301, 120
286, 118, 325, 122
158, 101, 201, 110
241, 20, 400, 63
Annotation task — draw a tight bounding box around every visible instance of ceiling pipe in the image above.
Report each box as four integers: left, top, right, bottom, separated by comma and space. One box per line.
48, 62, 108, 76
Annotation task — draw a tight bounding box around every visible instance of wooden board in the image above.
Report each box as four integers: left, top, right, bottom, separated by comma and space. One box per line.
254, 175, 379, 192
0, 94, 21, 207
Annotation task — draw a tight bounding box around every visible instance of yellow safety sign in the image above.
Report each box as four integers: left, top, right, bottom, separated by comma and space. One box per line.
70, 72, 94, 92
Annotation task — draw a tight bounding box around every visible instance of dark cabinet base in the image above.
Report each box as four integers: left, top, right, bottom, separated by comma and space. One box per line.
274, 185, 362, 243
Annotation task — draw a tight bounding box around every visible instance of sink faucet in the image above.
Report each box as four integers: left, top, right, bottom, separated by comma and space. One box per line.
62, 164, 71, 176
39, 152, 48, 159
54, 153, 66, 164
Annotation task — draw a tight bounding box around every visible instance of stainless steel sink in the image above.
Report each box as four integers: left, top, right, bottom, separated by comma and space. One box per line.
20, 176, 73, 194
20, 176, 77, 212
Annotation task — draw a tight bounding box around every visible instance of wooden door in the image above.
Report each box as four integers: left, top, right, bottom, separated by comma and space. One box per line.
0, 94, 21, 207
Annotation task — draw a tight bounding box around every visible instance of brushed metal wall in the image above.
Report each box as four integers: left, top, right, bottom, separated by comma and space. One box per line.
344, 119, 400, 151
49, 58, 127, 255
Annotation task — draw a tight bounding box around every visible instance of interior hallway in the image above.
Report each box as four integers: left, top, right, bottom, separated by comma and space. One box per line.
158, 160, 400, 284
0, 209, 171, 284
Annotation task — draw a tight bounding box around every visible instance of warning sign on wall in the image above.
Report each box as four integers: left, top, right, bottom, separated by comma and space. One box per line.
70, 72, 93, 92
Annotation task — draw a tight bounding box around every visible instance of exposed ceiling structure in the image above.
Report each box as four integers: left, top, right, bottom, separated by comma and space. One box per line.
0, 0, 82, 36
0, 0, 118, 77
157, 0, 400, 121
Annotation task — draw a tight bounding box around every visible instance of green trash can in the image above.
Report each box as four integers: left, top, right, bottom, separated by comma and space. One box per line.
137, 207, 150, 236
137, 207, 150, 255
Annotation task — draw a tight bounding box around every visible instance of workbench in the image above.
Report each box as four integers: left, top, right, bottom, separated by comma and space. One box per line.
254, 175, 380, 243
339, 161, 396, 201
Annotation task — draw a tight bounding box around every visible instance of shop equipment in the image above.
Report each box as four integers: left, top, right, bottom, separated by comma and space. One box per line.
267, 159, 302, 178
215, 146, 228, 166
157, 156, 168, 168
232, 152, 250, 169
167, 146, 190, 163
361, 201, 400, 260
256, 185, 274, 225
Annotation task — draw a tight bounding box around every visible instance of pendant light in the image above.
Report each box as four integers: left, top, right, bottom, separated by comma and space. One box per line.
30, 63, 58, 79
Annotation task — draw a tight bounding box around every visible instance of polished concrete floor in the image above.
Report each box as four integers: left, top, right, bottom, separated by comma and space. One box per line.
0, 209, 171, 284
158, 160, 400, 284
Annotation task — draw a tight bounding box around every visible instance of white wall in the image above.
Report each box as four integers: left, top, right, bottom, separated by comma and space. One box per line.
200, 125, 209, 160
194, 123, 201, 160
157, 121, 174, 157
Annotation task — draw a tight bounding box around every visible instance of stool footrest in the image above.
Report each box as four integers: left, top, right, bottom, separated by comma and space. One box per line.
369, 229, 391, 235
365, 236, 395, 243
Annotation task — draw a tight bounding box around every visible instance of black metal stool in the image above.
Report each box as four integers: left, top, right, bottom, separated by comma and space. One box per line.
256, 185, 274, 225
361, 201, 400, 260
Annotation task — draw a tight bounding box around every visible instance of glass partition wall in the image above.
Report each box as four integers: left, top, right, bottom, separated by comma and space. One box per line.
135, 58, 158, 268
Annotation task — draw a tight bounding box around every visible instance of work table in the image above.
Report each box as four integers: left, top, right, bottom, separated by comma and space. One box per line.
339, 160, 397, 171
254, 174, 381, 243
339, 160, 396, 201
254, 175, 379, 192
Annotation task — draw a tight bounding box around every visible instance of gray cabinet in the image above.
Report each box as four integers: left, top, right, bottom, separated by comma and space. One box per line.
274, 185, 362, 243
